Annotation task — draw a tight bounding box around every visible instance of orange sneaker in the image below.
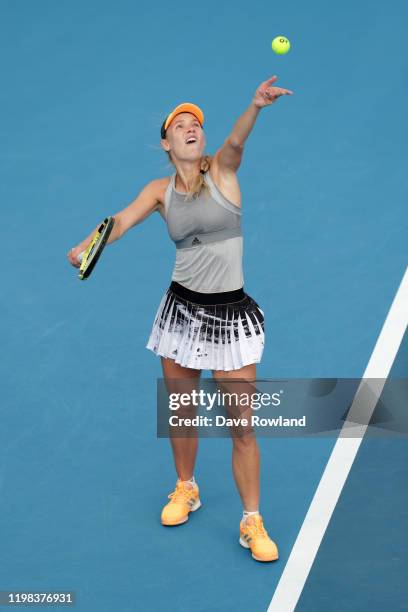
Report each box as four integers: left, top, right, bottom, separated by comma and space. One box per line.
161, 480, 201, 526
239, 514, 279, 562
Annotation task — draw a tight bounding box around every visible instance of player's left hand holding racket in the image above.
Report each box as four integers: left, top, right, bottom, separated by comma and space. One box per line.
67, 216, 116, 280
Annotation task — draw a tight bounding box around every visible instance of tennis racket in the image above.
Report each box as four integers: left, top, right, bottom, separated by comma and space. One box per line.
78, 216, 115, 280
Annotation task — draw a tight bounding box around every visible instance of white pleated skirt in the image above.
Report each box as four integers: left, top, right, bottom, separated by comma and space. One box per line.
146, 282, 265, 371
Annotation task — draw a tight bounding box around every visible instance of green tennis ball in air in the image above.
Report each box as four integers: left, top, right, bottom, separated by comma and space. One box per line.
271, 36, 291, 55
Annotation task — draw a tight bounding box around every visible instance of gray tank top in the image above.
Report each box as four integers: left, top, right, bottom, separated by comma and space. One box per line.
164, 171, 244, 293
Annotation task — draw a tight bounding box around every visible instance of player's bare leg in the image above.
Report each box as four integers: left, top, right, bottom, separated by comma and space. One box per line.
160, 357, 202, 526
161, 357, 201, 480
212, 364, 278, 561
212, 363, 260, 511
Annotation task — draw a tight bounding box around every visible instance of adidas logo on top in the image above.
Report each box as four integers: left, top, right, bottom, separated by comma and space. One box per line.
191, 237, 202, 246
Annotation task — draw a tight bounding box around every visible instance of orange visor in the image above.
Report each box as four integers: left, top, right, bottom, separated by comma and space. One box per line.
161, 103, 204, 138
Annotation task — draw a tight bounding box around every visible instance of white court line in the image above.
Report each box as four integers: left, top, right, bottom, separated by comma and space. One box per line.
268, 266, 408, 612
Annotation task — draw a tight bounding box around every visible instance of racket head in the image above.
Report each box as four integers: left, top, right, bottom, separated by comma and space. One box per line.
78, 216, 115, 280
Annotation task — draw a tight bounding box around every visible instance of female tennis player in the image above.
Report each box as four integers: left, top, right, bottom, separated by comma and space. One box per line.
68, 75, 293, 562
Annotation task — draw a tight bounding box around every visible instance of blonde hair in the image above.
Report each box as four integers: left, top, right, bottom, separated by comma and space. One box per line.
166, 152, 212, 200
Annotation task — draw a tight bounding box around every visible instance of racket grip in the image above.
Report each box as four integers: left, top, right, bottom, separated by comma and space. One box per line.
77, 250, 85, 263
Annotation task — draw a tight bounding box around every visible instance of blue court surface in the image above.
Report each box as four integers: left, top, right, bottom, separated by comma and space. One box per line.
1, 1, 407, 611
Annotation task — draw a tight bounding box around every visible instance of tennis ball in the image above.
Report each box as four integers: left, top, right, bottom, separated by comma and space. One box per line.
271, 36, 291, 55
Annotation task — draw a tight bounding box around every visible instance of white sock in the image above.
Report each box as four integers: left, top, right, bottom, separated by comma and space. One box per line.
181, 476, 196, 487
243, 510, 259, 521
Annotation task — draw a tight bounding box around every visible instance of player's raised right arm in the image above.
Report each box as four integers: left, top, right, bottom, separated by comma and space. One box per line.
67, 179, 164, 268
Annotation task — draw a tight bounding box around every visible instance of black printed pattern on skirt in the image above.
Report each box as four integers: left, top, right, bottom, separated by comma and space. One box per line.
158, 291, 264, 345
146, 286, 265, 371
